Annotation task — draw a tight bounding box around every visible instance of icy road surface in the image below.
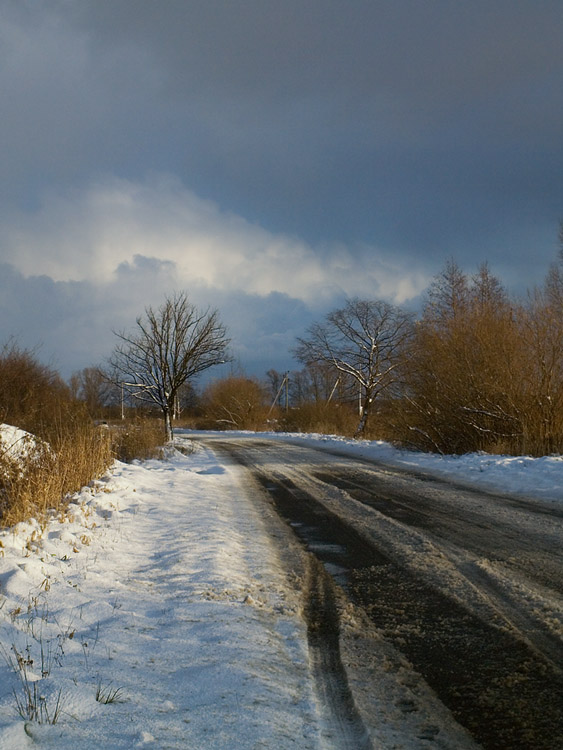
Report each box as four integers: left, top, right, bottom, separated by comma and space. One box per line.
0, 440, 478, 750
198, 433, 563, 749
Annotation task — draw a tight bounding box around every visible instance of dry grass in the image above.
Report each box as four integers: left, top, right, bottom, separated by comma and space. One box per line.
95, 681, 126, 704
280, 402, 359, 437
110, 417, 164, 463
0, 343, 166, 527
0, 415, 166, 527
0, 423, 113, 527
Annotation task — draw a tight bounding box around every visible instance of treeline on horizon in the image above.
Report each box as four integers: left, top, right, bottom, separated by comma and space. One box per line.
2, 245, 563, 460
272, 250, 563, 457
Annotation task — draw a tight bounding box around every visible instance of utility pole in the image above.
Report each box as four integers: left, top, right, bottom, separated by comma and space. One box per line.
268, 371, 290, 416
327, 377, 340, 404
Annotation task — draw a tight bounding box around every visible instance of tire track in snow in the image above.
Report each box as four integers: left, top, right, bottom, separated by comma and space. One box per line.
303, 557, 372, 750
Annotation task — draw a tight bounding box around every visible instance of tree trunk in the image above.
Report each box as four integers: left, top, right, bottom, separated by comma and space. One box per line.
354, 395, 372, 437
163, 407, 173, 443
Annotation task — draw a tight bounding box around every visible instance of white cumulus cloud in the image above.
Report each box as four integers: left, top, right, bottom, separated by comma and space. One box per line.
2, 174, 428, 306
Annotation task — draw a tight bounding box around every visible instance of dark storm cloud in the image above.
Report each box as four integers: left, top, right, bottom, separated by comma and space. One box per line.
0, 0, 561, 375
3, 1, 561, 252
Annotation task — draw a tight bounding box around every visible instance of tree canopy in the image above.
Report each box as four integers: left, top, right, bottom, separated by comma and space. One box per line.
109, 292, 230, 441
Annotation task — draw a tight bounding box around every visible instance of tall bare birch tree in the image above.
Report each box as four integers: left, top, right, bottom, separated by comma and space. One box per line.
109, 293, 229, 441
295, 299, 413, 436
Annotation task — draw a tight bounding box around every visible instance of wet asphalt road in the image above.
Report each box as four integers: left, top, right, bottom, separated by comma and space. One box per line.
205, 437, 563, 750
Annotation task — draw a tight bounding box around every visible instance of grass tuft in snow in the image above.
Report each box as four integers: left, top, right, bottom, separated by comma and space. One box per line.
3, 643, 65, 724
95, 681, 126, 704
13, 682, 64, 725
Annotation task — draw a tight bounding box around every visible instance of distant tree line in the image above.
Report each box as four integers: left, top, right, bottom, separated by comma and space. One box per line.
70, 236, 563, 456
269, 238, 563, 456
2, 230, 563, 458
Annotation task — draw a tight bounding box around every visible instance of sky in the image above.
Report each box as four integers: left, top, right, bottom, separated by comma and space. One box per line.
0, 0, 562, 381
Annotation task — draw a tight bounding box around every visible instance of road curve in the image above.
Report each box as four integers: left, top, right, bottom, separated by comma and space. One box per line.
202, 436, 563, 750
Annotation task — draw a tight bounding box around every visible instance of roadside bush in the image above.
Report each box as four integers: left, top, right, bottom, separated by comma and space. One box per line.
392, 261, 526, 454
0, 342, 72, 438
200, 376, 270, 431
0, 343, 168, 526
0, 343, 116, 526
392, 259, 563, 456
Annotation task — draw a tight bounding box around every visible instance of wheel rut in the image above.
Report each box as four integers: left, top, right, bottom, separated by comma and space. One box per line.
311, 467, 563, 595
304, 557, 372, 750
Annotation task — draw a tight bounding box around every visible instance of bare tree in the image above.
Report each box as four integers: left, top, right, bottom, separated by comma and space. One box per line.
423, 257, 469, 326
295, 299, 413, 436
108, 292, 230, 441
70, 366, 115, 418
290, 361, 349, 406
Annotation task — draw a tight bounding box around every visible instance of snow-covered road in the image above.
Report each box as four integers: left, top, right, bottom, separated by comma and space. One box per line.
201, 433, 563, 749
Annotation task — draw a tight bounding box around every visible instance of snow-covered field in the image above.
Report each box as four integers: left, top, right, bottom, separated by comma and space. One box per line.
0, 430, 561, 749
